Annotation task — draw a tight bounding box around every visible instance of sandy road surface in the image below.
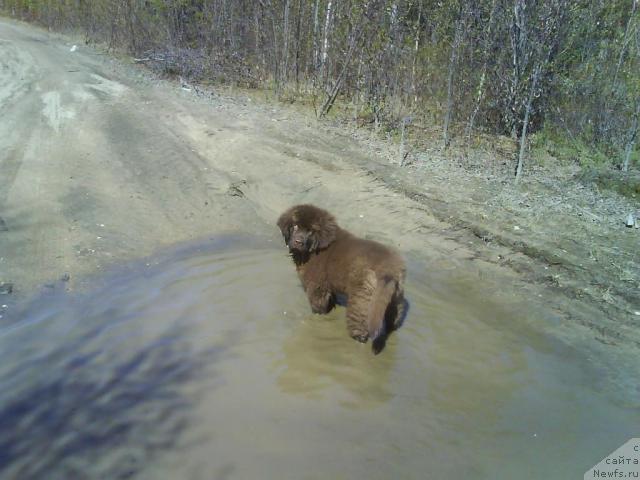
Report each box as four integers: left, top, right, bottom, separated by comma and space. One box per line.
0, 18, 475, 295
0, 20, 630, 335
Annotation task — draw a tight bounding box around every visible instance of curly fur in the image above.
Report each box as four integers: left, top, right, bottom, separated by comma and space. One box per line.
277, 204, 406, 354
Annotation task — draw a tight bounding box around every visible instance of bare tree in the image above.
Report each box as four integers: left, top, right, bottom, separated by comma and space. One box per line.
319, 12, 363, 117
613, 0, 639, 87
282, 0, 291, 86
443, 4, 465, 148
508, 0, 528, 139
623, 98, 640, 172
515, 63, 540, 183
294, 0, 303, 88
514, 0, 567, 182
466, 0, 498, 139
410, 0, 423, 104
311, 0, 320, 73
319, 0, 333, 83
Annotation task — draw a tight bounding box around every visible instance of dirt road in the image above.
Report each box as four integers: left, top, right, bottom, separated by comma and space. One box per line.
0, 18, 638, 391
0, 17, 478, 295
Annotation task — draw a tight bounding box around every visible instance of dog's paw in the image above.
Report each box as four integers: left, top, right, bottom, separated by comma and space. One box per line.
351, 333, 369, 343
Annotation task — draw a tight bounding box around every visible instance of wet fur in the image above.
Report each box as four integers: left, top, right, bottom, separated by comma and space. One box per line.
277, 204, 406, 354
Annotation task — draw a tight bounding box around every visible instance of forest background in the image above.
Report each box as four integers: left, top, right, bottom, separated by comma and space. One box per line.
1, 0, 639, 183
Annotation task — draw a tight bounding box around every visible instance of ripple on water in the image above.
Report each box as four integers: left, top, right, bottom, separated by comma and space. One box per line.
0, 235, 637, 479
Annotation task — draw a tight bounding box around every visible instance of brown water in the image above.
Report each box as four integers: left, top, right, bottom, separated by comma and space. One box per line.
0, 235, 637, 479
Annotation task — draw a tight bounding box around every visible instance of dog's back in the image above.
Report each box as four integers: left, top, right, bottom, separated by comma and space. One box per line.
324, 230, 405, 293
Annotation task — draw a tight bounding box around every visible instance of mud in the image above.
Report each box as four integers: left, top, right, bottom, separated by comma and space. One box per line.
0, 17, 638, 479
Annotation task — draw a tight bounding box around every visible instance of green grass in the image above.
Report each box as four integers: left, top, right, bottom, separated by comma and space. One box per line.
579, 168, 640, 200
530, 123, 610, 168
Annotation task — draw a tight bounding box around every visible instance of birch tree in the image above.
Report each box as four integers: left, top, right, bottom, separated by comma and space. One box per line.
466, 0, 498, 139
443, 3, 465, 148
514, 0, 567, 182
319, 0, 333, 83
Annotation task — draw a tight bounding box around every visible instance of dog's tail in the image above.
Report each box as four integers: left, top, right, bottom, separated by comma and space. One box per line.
367, 274, 397, 352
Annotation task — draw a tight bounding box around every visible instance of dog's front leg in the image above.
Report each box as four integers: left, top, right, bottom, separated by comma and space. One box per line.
306, 284, 335, 314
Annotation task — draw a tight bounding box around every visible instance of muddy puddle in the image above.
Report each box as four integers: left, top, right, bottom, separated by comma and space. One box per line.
0, 235, 637, 479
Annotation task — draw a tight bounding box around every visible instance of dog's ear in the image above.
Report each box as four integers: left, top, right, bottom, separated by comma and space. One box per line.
310, 213, 337, 251
277, 209, 295, 245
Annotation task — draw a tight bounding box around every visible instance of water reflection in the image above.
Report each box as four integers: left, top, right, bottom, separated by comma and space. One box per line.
0, 311, 225, 480
0, 235, 637, 479
277, 309, 396, 408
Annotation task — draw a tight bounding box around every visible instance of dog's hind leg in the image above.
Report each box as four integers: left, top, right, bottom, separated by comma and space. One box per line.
346, 302, 370, 343
345, 272, 377, 343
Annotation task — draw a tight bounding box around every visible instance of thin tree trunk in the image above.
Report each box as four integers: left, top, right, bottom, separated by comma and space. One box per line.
271, 17, 279, 93
515, 64, 540, 183
399, 116, 410, 166
256, 0, 280, 92
319, 23, 360, 118
467, 0, 498, 139
623, 98, 640, 172
353, 49, 364, 122
389, 2, 399, 50
320, 0, 333, 83
613, 0, 638, 87
294, 0, 302, 90
254, 7, 265, 74
389, 2, 400, 114
600, 0, 638, 143
311, 0, 320, 74
124, 0, 136, 53
282, 0, 291, 86
509, 0, 527, 139
411, 0, 422, 104
443, 14, 464, 148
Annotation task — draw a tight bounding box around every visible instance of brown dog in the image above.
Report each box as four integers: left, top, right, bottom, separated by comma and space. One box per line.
277, 204, 406, 354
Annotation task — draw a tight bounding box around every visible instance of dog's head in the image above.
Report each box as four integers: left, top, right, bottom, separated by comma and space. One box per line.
277, 204, 338, 254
